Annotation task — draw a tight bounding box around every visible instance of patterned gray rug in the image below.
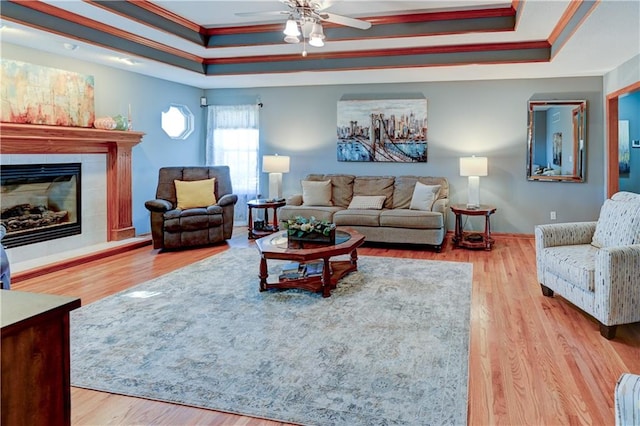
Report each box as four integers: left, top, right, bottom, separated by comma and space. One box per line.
70, 248, 472, 425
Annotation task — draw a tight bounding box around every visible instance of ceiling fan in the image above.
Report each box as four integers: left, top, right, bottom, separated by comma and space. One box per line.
236, 0, 372, 56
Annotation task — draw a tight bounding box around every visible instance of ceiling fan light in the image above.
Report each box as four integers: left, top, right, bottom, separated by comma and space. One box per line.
309, 35, 324, 47
309, 22, 325, 40
283, 18, 300, 37
284, 34, 300, 44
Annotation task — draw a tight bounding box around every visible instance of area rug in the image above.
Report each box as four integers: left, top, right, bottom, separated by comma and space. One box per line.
70, 248, 472, 425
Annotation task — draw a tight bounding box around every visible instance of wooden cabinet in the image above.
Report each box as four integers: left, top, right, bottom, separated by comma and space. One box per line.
1, 290, 81, 426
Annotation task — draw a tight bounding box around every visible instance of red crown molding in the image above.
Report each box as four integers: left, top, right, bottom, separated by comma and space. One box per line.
8, 0, 203, 63
548, 0, 584, 45
205, 41, 550, 65
124, 0, 202, 33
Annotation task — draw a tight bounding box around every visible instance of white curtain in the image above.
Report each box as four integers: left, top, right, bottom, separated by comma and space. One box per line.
206, 104, 260, 225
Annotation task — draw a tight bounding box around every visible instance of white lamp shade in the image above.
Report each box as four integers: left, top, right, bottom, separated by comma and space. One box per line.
262, 155, 290, 173
459, 156, 488, 177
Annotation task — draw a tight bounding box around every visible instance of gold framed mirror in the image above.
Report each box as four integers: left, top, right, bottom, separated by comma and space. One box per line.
527, 100, 587, 182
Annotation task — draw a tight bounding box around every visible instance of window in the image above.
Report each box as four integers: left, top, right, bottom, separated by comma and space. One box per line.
161, 104, 194, 139
205, 104, 260, 225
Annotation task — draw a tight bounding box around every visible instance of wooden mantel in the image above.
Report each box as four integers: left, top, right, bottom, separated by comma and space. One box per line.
0, 123, 145, 241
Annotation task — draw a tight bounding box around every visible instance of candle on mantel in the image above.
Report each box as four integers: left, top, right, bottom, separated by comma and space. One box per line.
127, 103, 132, 130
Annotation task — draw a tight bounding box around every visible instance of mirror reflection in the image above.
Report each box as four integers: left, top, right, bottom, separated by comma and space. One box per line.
527, 100, 587, 182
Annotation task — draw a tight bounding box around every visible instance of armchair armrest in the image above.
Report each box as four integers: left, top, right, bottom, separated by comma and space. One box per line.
286, 194, 303, 206
535, 222, 597, 249
145, 199, 173, 213
217, 194, 238, 207
595, 244, 640, 325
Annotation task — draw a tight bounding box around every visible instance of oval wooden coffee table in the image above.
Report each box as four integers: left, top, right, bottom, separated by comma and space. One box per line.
254, 228, 365, 297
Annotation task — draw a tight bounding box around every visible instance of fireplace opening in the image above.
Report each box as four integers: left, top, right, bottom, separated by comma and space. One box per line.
1, 163, 81, 248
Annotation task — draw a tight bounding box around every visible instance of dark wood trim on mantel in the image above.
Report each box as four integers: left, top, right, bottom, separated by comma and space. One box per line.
0, 123, 145, 241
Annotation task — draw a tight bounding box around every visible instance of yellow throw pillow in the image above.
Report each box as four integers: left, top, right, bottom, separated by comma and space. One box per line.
174, 178, 216, 209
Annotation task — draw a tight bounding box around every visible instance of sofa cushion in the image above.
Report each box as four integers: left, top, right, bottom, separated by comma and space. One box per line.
302, 180, 332, 206
379, 209, 444, 229
164, 210, 223, 232
174, 178, 216, 210
327, 174, 355, 207
334, 209, 381, 226
393, 176, 449, 209
354, 176, 395, 209
591, 199, 640, 248
348, 195, 386, 210
409, 182, 441, 211
541, 244, 597, 292
304, 174, 355, 208
279, 205, 342, 223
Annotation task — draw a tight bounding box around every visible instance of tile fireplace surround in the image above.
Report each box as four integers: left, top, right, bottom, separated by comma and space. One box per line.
0, 123, 144, 265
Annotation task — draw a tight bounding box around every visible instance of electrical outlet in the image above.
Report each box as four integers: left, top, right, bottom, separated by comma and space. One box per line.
550, 211, 557, 220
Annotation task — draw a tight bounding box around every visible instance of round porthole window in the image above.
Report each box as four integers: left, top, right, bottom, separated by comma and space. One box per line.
161, 104, 194, 140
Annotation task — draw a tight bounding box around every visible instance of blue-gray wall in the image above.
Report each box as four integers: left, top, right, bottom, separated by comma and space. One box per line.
3, 43, 637, 237
209, 79, 605, 234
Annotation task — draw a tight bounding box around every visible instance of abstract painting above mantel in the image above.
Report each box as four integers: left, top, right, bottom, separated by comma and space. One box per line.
337, 98, 428, 162
0, 59, 95, 127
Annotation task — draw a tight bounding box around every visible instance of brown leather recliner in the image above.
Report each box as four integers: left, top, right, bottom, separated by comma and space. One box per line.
144, 166, 238, 249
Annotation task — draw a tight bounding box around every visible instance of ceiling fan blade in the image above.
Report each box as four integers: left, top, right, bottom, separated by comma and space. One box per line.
320, 12, 372, 30
235, 10, 290, 17
309, 0, 334, 11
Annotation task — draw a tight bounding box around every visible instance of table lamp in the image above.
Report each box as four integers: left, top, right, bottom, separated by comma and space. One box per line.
460, 155, 488, 209
262, 154, 290, 200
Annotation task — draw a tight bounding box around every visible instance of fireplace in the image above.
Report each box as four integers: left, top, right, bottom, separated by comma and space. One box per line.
1, 163, 81, 248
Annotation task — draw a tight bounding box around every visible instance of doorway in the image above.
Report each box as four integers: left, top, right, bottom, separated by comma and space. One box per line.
606, 81, 640, 197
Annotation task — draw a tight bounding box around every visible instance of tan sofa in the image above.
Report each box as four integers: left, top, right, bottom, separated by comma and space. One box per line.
279, 174, 449, 251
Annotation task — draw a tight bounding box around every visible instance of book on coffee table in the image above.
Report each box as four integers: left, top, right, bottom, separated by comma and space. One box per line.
279, 262, 306, 280
280, 262, 300, 274
305, 260, 324, 277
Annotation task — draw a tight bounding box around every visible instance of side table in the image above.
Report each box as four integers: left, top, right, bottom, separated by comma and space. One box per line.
451, 204, 497, 251
247, 199, 286, 239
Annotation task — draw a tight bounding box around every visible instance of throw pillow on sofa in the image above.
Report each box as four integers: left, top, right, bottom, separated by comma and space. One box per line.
347, 195, 386, 210
174, 178, 216, 209
409, 182, 441, 211
302, 180, 333, 206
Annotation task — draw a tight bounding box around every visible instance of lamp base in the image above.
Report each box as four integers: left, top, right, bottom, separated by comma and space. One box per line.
467, 176, 480, 209
268, 172, 283, 200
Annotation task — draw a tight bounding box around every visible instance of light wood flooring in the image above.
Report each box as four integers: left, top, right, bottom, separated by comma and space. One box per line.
12, 229, 640, 425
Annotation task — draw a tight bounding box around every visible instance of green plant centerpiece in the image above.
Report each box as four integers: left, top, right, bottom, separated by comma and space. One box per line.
283, 216, 336, 244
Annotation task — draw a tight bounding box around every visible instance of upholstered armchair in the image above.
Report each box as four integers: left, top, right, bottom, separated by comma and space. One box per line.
535, 191, 640, 339
145, 166, 238, 250
615, 373, 640, 426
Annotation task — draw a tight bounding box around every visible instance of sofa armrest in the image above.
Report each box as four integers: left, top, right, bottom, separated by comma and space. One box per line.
145, 199, 173, 213
432, 198, 449, 214
217, 193, 238, 207
595, 244, 640, 325
535, 222, 597, 249
287, 194, 303, 206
